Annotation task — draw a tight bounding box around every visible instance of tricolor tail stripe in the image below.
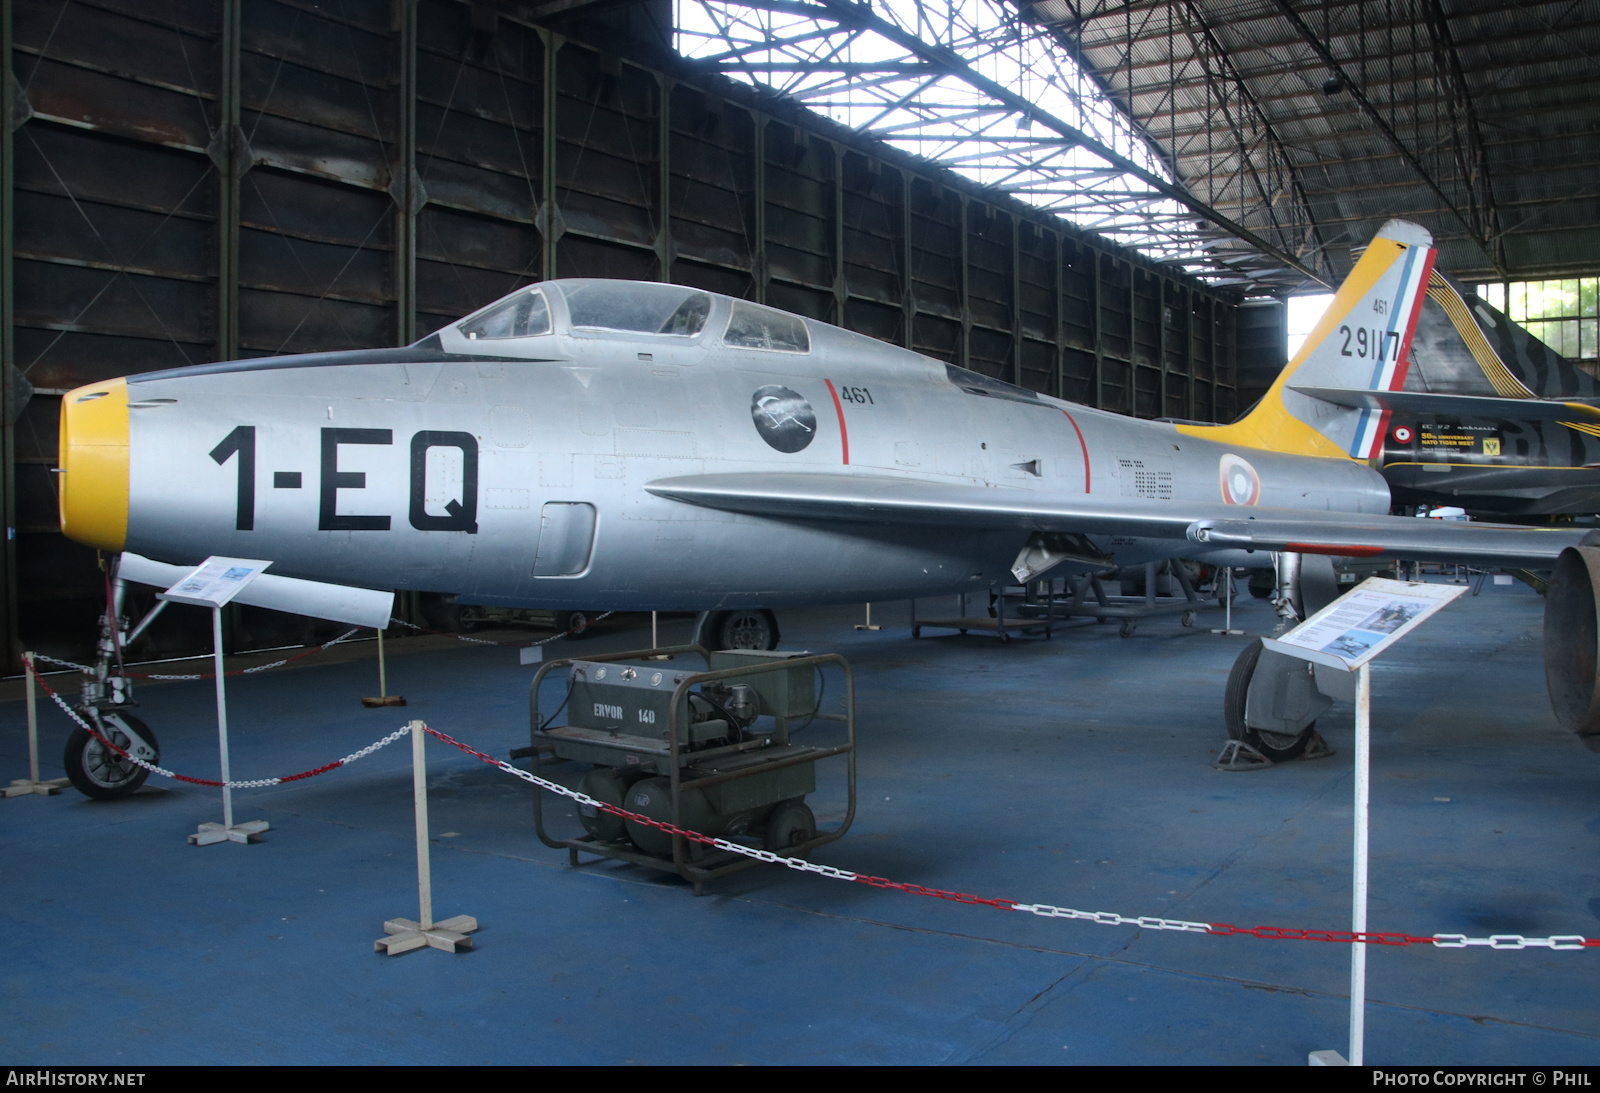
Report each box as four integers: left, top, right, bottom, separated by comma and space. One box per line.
1347, 243, 1436, 460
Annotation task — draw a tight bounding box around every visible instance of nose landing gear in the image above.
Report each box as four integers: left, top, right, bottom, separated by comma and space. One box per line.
64, 712, 160, 800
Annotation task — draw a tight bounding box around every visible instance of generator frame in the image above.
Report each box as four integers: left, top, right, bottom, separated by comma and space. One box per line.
527, 644, 856, 893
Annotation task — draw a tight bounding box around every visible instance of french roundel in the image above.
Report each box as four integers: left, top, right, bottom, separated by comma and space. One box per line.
1392, 425, 1414, 444
1219, 453, 1261, 506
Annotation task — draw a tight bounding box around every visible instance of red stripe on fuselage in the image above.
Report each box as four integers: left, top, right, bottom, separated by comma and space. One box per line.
1061, 410, 1090, 492
824, 378, 850, 465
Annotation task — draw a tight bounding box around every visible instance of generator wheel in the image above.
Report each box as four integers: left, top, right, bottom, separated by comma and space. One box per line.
576, 768, 630, 843
64, 713, 158, 801
765, 800, 815, 851
1222, 639, 1313, 762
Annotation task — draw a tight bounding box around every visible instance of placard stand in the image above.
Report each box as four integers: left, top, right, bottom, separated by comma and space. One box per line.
853, 603, 881, 631
189, 604, 269, 846
1348, 662, 1372, 1064
4, 653, 70, 798
1262, 577, 1467, 1067
375, 720, 477, 955
158, 557, 273, 846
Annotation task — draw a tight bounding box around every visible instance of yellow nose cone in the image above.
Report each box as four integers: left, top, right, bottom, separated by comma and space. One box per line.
58, 378, 129, 551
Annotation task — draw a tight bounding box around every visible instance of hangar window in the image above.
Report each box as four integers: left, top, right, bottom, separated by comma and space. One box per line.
723, 300, 810, 353
459, 288, 550, 341
560, 281, 711, 337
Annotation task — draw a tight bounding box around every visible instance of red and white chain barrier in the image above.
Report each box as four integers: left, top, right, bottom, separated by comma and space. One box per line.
24, 654, 1598, 956
32, 627, 362, 681
29, 610, 616, 681
25, 661, 410, 789
418, 725, 1600, 953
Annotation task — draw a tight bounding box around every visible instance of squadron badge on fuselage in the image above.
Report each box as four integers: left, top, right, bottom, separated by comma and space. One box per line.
750, 385, 817, 453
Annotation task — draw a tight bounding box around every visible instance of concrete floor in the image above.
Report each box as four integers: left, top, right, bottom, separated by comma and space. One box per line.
3, 579, 1598, 1065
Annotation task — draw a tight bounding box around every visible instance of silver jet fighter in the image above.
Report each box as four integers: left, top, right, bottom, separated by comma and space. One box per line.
53, 220, 1600, 767
58, 220, 1586, 606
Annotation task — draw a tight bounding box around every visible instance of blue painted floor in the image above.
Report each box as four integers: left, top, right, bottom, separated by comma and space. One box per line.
3, 580, 1598, 1065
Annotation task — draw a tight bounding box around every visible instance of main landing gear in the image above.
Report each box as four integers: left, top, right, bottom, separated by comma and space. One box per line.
695, 608, 781, 651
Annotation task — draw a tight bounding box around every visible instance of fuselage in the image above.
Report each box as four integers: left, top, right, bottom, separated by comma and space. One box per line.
60, 280, 1391, 610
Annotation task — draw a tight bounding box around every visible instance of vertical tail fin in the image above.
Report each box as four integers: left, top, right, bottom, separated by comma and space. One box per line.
1178, 219, 1436, 460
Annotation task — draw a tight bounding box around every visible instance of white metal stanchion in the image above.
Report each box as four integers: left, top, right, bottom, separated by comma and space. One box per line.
1349, 662, 1371, 1065
362, 626, 406, 708
1313, 662, 1373, 1067
1210, 569, 1244, 636
5, 653, 70, 798
853, 603, 881, 631
189, 606, 269, 845
376, 720, 477, 955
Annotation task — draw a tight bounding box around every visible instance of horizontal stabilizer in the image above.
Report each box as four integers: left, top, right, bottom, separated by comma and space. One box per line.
118, 552, 393, 629
1290, 385, 1600, 423
648, 473, 1586, 567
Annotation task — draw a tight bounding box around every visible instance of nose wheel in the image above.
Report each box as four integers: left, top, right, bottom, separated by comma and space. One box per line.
63, 712, 160, 800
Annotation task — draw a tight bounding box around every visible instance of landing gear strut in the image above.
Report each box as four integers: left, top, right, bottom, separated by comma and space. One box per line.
67, 563, 164, 799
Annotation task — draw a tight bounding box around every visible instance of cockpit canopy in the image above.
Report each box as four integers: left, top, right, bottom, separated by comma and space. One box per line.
449, 280, 809, 354
562, 281, 710, 337
459, 288, 551, 340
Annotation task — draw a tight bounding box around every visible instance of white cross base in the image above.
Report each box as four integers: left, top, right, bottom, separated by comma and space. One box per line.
374, 914, 478, 955
1309, 1050, 1349, 1066
188, 819, 270, 845
4, 777, 70, 798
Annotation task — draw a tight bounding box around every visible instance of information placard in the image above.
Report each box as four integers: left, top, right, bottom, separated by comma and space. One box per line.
158, 557, 273, 609
1263, 576, 1467, 672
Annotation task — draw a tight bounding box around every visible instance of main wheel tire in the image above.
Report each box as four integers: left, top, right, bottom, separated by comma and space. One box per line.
1222, 639, 1314, 762
63, 713, 158, 800
765, 800, 816, 851
554, 610, 591, 639
441, 602, 479, 633
713, 609, 779, 651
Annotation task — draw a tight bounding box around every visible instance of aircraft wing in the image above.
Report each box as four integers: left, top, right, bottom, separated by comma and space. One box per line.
1185, 515, 1587, 566
1290, 385, 1600, 422
646, 472, 1588, 567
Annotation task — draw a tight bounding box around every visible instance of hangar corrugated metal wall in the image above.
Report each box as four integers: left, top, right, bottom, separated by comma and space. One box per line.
0, 0, 1240, 668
